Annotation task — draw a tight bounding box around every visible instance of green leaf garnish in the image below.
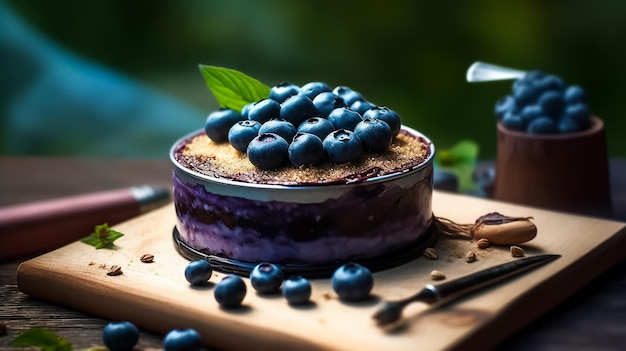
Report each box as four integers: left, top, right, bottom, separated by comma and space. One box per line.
435, 139, 479, 192
10, 328, 73, 351
199, 64, 271, 112
80, 223, 124, 249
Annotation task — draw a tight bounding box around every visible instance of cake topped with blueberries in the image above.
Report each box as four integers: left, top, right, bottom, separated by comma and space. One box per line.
175, 80, 431, 185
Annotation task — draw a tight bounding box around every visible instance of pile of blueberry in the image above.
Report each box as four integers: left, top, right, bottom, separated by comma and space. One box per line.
204, 82, 402, 170
495, 70, 591, 134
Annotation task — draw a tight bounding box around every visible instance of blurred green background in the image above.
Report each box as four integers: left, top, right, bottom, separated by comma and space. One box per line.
2, 0, 625, 159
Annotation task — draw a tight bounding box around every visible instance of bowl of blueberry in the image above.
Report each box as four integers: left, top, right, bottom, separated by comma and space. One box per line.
171, 73, 437, 277
492, 69, 612, 216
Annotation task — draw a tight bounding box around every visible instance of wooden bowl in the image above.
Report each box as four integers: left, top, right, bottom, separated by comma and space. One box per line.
494, 116, 612, 217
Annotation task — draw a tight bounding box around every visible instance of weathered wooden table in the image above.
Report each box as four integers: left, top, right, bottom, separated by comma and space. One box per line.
1, 157, 625, 350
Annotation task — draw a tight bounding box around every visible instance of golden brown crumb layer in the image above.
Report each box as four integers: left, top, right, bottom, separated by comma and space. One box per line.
175, 130, 431, 185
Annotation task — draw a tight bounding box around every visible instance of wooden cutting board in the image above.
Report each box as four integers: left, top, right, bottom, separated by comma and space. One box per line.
16, 191, 626, 351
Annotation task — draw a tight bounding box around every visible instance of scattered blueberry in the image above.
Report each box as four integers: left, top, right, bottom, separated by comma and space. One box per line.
327, 107, 363, 131
280, 94, 319, 127
163, 328, 202, 351
248, 98, 281, 123
258, 118, 297, 142
247, 133, 289, 170
282, 276, 312, 305
331, 262, 373, 301
297, 117, 335, 140
102, 321, 140, 351
433, 169, 459, 192
298, 81, 332, 100
228, 120, 262, 153
353, 118, 392, 152
323, 129, 364, 164
270, 82, 300, 103
184, 259, 213, 286
312, 92, 347, 118
204, 108, 244, 143
362, 106, 401, 137
289, 133, 324, 167
214, 274, 247, 308
527, 116, 558, 134
250, 262, 284, 294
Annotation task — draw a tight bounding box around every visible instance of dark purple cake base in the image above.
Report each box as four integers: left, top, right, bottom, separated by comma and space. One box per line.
172, 224, 438, 278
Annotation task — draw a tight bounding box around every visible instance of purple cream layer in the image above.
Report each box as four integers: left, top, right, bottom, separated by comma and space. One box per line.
173, 166, 433, 265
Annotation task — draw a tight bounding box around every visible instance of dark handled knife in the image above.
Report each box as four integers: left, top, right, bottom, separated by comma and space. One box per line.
373, 254, 561, 325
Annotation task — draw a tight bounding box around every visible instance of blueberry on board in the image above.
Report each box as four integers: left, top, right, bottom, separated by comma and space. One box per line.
250, 262, 284, 294
527, 116, 558, 134
494, 95, 515, 119
282, 276, 312, 305
298, 81, 332, 100
501, 111, 526, 132
433, 169, 459, 192
258, 118, 297, 142
297, 117, 335, 140
331, 262, 373, 301
353, 118, 392, 153
288, 132, 324, 167
228, 120, 262, 153
204, 108, 244, 143
362, 106, 401, 137
163, 328, 202, 351
558, 116, 581, 133
520, 104, 544, 126
323, 129, 364, 164
102, 321, 140, 351
247, 133, 289, 170
248, 98, 281, 123
563, 102, 591, 129
537, 90, 565, 119
564, 85, 587, 105
214, 274, 247, 308
270, 82, 300, 103
184, 259, 213, 286
327, 107, 363, 131
280, 94, 319, 127
312, 92, 347, 118
350, 100, 376, 116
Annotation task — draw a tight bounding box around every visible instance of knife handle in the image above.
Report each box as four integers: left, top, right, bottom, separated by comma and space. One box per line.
0, 185, 169, 261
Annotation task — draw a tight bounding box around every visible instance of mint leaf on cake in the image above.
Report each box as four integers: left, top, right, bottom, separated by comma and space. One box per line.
199, 65, 271, 112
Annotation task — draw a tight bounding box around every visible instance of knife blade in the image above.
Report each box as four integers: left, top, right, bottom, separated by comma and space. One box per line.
372, 254, 560, 325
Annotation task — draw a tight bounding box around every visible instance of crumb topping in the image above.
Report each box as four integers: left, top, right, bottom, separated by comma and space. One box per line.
175, 129, 432, 185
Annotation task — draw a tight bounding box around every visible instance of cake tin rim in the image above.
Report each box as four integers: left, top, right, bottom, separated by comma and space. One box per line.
170, 125, 435, 190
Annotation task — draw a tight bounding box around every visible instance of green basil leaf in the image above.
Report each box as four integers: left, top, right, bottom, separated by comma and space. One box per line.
10, 328, 73, 351
435, 139, 479, 192
199, 65, 271, 112
80, 223, 124, 249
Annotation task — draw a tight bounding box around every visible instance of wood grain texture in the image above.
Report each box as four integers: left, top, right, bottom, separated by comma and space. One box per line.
14, 192, 626, 351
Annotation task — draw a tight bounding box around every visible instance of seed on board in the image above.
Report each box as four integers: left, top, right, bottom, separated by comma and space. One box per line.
140, 254, 155, 263
510, 246, 525, 257
107, 265, 123, 276
430, 270, 446, 281
423, 247, 438, 260
476, 238, 491, 249
465, 251, 477, 263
